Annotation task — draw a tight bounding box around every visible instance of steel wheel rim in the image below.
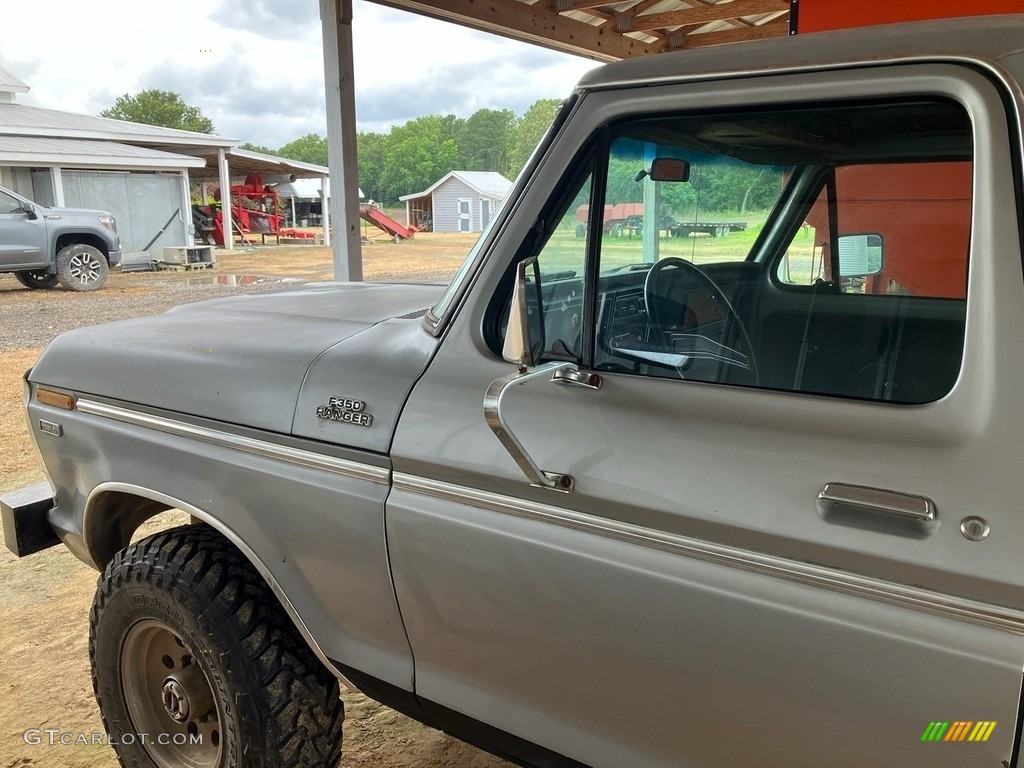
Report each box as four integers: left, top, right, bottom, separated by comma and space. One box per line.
68, 252, 103, 284
120, 620, 224, 768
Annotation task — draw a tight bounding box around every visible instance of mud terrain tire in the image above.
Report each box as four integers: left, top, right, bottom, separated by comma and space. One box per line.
90, 524, 343, 768
14, 270, 58, 289
56, 243, 108, 291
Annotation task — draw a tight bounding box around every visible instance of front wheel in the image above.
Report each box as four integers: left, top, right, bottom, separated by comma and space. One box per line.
56, 243, 109, 291
90, 525, 344, 768
14, 270, 58, 289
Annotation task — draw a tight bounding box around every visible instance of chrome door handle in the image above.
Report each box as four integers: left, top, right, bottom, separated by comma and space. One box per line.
817, 483, 936, 522
551, 368, 602, 390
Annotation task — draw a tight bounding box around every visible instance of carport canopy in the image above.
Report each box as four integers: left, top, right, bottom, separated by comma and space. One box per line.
369, 0, 791, 58
321, 0, 1011, 280
186, 147, 329, 182
184, 146, 332, 248
320, 0, 793, 281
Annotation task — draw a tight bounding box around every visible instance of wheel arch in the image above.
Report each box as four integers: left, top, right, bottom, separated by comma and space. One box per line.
53, 232, 111, 260
82, 481, 353, 688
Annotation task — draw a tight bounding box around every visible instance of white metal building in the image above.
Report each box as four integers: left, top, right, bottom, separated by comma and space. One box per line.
0, 66, 330, 252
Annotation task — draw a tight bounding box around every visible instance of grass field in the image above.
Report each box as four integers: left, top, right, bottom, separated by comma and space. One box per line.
538, 212, 823, 282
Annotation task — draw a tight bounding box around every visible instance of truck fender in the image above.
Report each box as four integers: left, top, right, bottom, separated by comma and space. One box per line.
82, 481, 355, 689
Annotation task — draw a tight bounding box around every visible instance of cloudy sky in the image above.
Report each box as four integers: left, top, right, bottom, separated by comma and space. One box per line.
0, 0, 598, 147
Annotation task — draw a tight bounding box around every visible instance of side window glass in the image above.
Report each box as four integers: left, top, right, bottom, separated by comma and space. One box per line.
778, 163, 970, 299
0, 191, 23, 215
778, 184, 831, 286
529, 173, 593, 362
589, 100, 972, 404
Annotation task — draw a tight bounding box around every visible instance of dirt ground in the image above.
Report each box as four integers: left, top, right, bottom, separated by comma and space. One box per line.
0, 231, 511, 768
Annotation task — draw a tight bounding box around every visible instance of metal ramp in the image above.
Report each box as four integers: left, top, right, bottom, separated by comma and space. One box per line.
360, 206, 415, 241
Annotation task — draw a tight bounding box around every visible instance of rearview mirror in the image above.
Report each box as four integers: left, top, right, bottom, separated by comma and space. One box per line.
20, 203, 38, 220
635, 158, 691, 183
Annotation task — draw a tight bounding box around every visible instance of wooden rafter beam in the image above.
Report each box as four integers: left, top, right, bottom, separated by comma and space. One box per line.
612, 0, 664, 32
630, 0, 788, 32
554, 0, 630, 10
682, 17, 789, 47
367, 0, 657, 61
556, 0, 674, 50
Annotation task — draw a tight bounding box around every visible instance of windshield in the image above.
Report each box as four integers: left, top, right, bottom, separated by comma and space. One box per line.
592, 100, 971, 278
427, 97, 576, 326
426, 214, 496, 324
598, 139, 791, 275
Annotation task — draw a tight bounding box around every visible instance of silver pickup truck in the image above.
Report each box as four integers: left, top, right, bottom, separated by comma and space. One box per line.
0, 185, 120, 291
5, 14, 1024, 768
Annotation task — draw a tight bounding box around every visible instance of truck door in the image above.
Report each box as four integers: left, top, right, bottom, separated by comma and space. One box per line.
388, 65, 1024, 768
0, 188, 45, 270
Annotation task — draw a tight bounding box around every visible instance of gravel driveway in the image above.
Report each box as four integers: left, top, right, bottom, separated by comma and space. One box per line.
0, 272, 293, 351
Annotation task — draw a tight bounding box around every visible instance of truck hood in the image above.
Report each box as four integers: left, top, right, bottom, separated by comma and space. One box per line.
39, 206, 111, 218
30, 282, 445, 443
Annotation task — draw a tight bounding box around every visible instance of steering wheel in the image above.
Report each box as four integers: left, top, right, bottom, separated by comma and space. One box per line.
643, 257, 758, 380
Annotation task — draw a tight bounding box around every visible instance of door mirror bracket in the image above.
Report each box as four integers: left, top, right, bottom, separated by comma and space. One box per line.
484, 364, 576, 493
489, 256, 586, 492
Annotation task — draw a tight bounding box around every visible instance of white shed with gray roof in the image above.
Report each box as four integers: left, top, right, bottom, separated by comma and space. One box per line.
400, 171, 512, 233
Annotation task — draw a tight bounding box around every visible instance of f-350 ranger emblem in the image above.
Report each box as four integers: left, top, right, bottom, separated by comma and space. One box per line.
316, 397, 373, 427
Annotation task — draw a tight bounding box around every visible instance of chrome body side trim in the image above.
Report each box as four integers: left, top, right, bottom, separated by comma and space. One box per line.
392, 472, 1024, 636
83, 482, 358, 692
76, 399, 390, 485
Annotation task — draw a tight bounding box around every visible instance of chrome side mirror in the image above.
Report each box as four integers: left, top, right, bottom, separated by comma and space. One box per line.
502, 255, 540, 372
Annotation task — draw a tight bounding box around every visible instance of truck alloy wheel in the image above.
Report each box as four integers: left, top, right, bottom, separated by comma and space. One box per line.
56, 243, 109, 291
119, 620, 223, 768
14, 270, 58, 289
90, 525, 344, 768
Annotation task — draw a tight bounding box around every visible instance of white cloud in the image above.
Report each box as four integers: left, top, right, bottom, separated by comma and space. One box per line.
0, 0, 596, 147
210, 0, 321, 40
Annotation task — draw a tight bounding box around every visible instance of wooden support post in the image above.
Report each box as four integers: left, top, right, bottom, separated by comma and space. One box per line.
321, 0, 362, 281
321, 173, 332, 247
181, 169, 194, 247
51, 166, 65, 207
642, 143, 659, 263
217, 148, 234, 251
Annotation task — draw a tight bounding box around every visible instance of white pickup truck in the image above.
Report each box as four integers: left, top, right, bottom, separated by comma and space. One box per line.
5, 14, 1024, 768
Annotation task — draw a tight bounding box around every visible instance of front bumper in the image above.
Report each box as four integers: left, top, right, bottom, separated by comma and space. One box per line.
1, 482, 58, 557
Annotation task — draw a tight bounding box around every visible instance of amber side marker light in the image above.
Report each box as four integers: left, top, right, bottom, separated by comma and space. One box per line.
36, 387, 76, 410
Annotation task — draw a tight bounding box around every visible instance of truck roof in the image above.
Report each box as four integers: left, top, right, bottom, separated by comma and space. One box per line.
578, 14, 1024, 92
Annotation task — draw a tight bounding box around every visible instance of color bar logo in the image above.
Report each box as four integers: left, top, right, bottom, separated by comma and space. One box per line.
921, 721, 997, 742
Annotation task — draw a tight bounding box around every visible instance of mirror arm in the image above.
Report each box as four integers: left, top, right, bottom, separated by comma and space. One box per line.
484, 362, 575, 492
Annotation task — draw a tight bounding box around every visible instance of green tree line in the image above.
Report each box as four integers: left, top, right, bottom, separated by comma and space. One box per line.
240, 98, 562, 205
101, 89, 783, 215
606, 155, 783, 216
